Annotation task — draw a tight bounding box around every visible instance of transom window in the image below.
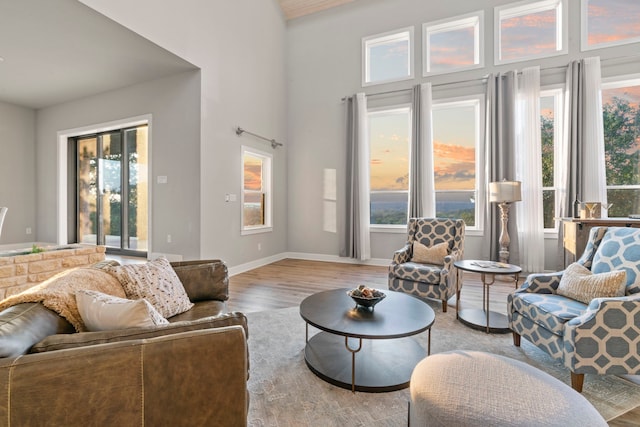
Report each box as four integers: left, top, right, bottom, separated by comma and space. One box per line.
581, 0, 640, 51
495, 0, 567, 65
423, 11, 484, 76
362, 27, 414, 87
601, 77, 640, 217
241, 147, 272, 234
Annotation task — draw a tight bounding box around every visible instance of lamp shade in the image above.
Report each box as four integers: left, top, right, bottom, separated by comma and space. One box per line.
489, 181, 522, 203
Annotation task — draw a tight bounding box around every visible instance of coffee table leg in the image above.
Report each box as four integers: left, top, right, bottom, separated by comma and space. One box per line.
428, 329, 431, 355
345, 336, 363, 393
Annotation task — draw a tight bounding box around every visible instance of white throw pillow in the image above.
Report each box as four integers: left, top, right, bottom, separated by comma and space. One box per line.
411, 241, 449, 266
105, 257, 194, 318
76, 290, 169, 332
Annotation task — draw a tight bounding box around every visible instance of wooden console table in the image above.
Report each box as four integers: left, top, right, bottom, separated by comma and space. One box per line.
561, 218, 640, 268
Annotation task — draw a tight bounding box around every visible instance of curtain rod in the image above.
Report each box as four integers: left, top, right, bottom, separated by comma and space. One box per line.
235, 126, 283, 149
340, 53, 640, 101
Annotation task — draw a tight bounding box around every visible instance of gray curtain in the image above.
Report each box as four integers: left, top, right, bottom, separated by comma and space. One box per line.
556, 58, 606, 269
340, 94, 370, 260
483, 71, 520, 264
409, 83, 435, 218
409, 84, 424, 218
563, 60, 584, 219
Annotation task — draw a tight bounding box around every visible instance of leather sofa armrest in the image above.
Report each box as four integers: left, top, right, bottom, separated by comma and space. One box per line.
171, 259, 229, 302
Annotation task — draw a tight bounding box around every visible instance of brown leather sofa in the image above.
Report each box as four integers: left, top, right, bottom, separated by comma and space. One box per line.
0, 259, 249, 426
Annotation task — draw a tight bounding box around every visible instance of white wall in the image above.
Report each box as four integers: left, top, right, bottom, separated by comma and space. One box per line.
75, 0, 288, 267
0, 102, 36, 244
36, 71, 202, 259
286, 0, 640, 270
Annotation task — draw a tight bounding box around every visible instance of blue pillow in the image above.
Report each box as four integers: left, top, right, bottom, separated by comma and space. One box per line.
591, 227, 640, 295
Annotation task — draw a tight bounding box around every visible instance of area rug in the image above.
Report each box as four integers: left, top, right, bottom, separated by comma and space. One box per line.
245, 304, 640, 426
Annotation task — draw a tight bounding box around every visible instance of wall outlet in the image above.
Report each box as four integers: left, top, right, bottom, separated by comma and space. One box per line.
26, 227, 32, 235
167, 234, 172, 243
258, 243, 262, 251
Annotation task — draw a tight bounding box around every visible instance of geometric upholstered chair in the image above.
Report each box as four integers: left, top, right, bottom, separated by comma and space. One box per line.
509, 226, 640, 392
388, 218, 465, 312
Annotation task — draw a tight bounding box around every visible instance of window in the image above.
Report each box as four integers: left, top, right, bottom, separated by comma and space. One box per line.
368, 106, 411, 226
242, 147, 272, 234
362, 27, 414, 86
432, 96, 483, 229
582, 0, 640, 50
71, 124, 148, 255
495, 0, 567, 65
423, 11, 484, 76
540, 88, 563, 231
601, 77, 640, 217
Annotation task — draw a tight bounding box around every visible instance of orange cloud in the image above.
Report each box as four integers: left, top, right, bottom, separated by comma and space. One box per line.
244, 164, 262, 191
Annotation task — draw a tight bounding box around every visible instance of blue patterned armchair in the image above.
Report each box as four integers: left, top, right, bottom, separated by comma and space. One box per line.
509, 226, 640, 392
388, 218, 465, 312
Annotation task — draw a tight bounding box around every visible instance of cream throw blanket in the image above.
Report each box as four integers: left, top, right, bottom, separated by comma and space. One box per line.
0, 267, 126, 332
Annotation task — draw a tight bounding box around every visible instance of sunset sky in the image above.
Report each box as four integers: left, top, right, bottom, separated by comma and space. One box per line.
429, 26, 475, 71
369, 104, 477, 192
586, 0, 640, 46
500, 8, 557, 61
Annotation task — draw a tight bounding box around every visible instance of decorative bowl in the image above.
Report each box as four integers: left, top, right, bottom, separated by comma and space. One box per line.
347, 287, 386, 309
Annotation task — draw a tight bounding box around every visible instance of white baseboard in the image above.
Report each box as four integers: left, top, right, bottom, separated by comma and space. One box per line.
227, 252, 391, 276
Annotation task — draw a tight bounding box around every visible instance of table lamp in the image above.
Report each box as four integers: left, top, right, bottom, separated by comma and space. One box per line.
489, 180, 521, 264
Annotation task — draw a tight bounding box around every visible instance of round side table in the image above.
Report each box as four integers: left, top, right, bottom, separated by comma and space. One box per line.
453, 260, 521, 333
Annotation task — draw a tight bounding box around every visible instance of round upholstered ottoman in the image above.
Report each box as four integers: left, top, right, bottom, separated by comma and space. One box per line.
409, 350, 607, 426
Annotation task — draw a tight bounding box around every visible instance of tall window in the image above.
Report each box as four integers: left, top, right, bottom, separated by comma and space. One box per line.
432, 96, 482, 228
495, 0, 567, 65
582, 0, 640, 51
368, 106, 411, 226
423, 11, 484, 76
242, 147, 272, 234
540, 88, 563, 230
362, 27, 414, 86
72, 124, 148, 255
602, 78, 640, 217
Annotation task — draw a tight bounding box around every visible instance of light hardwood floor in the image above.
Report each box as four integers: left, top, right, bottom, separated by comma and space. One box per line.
227, 258, 517, 314
227, 258, 639, 425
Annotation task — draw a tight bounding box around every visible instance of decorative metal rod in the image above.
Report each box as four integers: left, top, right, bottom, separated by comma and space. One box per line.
235, 126, 283, 149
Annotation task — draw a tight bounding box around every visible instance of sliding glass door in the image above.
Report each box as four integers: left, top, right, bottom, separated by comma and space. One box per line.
74, 125, 148, 255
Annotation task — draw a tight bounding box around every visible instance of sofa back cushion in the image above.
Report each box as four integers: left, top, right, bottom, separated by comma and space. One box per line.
0, 303, 74, 357
171, 260, 228, 302
591, 227, 640, 295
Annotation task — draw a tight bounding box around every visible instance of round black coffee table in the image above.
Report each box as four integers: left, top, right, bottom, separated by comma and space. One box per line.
299, 288, 435, 393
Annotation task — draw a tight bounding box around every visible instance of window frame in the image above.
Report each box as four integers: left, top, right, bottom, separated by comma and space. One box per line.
494, 0, 568, 65
601, 74, 640, 218
539, 86, 564, 235
581, 0, 640, 51
367, 103, 412, 231
423, 11, 484, 77
431, 94, 485, 235
241, 145, 273, 235
362, 27, 414, 87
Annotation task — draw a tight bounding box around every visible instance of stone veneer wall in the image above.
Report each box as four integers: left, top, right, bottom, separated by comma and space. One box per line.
0, 245, 106, 299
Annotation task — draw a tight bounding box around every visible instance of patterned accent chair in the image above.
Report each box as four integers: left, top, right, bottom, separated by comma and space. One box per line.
509, 226, 640, 392
388, 218, 465, 312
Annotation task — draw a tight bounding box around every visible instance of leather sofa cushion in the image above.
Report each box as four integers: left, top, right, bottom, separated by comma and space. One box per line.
171, 260, 229, 302
0, 303, 74, 357
29, 311, 248, 354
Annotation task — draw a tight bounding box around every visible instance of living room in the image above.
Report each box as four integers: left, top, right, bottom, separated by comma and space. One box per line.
1, 0, 640, 425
